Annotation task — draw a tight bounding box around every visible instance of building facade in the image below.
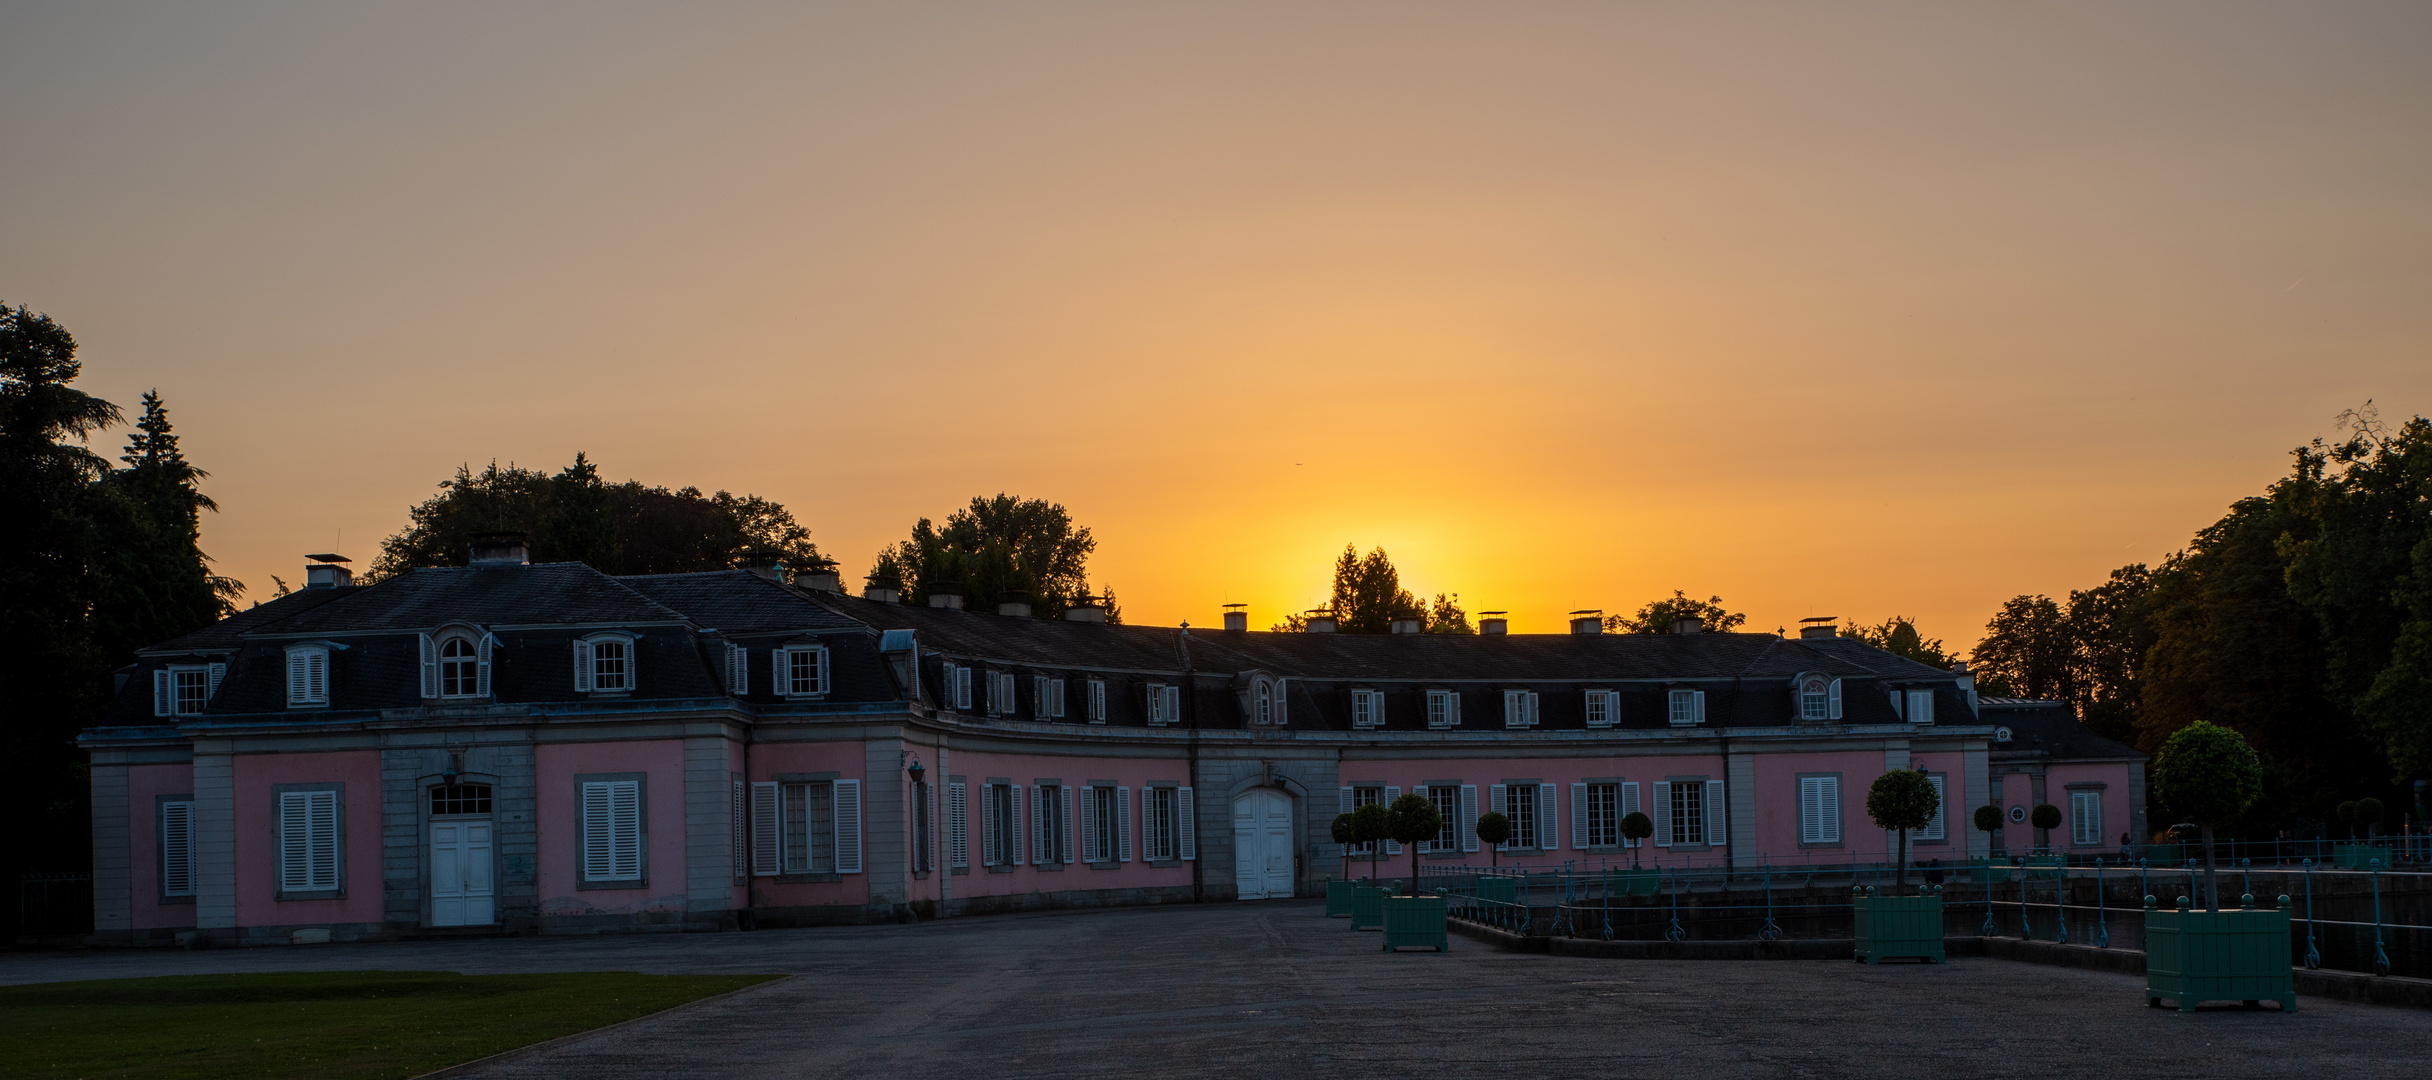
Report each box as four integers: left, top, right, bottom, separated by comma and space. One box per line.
83, 540, 2144, 944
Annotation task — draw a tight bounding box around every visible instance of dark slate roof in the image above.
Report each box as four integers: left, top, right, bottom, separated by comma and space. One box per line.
1983, 698, 2145, 761
255, 563, 687, 635
808, 593, 1194, 672
618, 572, 865, 635
143, 588, 361, 654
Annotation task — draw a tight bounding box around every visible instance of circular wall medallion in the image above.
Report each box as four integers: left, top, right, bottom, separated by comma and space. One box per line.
1994, 726, 2013, 743
2008, 805, 2028, 824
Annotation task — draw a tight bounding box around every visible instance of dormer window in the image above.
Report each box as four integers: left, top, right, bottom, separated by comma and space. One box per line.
987, 670, 1017, 715
1501, 690, 1541, 729
1350, 689, 1382, 729
422, 630, 491, 699
779, 644, 829, 698
1798, 674, 1842, 721
1904, 689, 1935, 725
1584, 689, 1617, 728
1667, 688, 1705, 726
285, 646, 329, 707
1146, 682, 1180, 725
154, 662, 226, 716
1426, 690, 1460, 729
1254, 680, 1272, 724
1034, 675, 1066, 718
574, 634, 636, 694
1086, 679, 1107, 723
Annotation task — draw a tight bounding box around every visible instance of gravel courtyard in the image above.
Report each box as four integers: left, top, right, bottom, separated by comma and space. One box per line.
8, 900, 2425, 1079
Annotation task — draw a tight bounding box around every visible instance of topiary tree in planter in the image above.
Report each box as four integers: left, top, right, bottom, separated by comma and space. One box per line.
1867, 768, 1940, 891
1621, 811, 1654, 868
2336, 800, 2359, 840
2356, 797, 2385, 840
1974, 804, 2003, 868
1476, 811, 1511, 869
2031, 803, 2062, 852
2152, 720, 2263, 910
1331, 812, 1356, 880
1350, 803, 1391, 881
1387, 792, 1444, 895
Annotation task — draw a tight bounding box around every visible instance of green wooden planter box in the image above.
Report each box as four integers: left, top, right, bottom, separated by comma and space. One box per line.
1967, 860, 2011, 885
1350, 884, 1393, 931
1326, 878, 1356, 918
2143, 894, 2296, 1013
2144, 843, 2187, 867
1382, 892, 1450, 952
2024, 854, 2065, 879
1851, 885, 1945, 964
2332, 844, 2389, 870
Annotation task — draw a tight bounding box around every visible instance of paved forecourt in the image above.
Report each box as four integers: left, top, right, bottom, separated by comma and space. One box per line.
8, 902, 2428, 1079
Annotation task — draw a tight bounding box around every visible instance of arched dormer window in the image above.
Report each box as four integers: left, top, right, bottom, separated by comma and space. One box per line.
421, 628, 492, 699
1797, 673, 1842, 721
1255, 680, 1272, 724
575, 632, 638, 694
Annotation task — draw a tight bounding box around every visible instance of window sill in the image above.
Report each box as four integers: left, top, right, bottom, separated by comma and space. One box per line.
951, 866, 970, 876
157, 894, 196, 905
274, 889, 344, 902
1142, 859, 1185, 869
767, 873, 844, 885
1797, 842, 1846, 850
986, 864, 1015, 874
576, 878, 649, 891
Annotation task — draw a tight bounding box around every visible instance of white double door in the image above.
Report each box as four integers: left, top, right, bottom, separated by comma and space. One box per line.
1232, 788, 1296, 900
430, 818, 495, 926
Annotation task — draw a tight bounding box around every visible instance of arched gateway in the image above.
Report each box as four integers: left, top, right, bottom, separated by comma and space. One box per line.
1231, 787, 1295, 899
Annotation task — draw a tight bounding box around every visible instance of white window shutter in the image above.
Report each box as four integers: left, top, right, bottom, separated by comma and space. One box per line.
1800, 778, 1819, 844
1487, 784, 1507, 850
1653, 781, 1673, 847
420, 634, 439, 698
833, 779, 862, 874
1924, 775, 1947, 841
1530, 692, 1541, 727
1177, 786, 1196, 860
1011, 785, 1025, 865
772, 649, 789, 695
1693, 690, 1706, 723
1828, 678, 1843, 720
980, 783, 998, 867
286, 652, 307, 704
814, 648, 828, 694
161, 800, 195, 896
1911, 690, 1935, 725
949, 781, 969, 868
1078, 789, 1096, 863
731, 779, 746, 883
1622, 782, 1642, 847
1162, 685, 1181, 723
726, 645, 745, 694
279, 791, 306, 889
751, 781, 780, 876
1382, 786, 1401, 854
1117, 786, 1132, 862
1571, 783, 1588, 848
1460, 784, 1479, 852
310, 791, 338, 889
1028, 786, 1043, 864
573, 640, 593, 693
153, 669, 173, 716
308, 651, 326, 702
1060, 785, 1075, 865
1538, 783, 1558, 850
206, 662, 225, 699
1705, 780, 1726, 850
610, 781, 641, 879
477, 634, 494, 696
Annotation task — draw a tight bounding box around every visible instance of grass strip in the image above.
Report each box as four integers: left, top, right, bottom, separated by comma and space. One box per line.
0, 970, 778, 1080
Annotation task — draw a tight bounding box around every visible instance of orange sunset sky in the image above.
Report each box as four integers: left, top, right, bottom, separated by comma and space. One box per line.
4, 3, 2427, 643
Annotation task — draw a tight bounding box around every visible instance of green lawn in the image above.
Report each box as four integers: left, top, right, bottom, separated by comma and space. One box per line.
0, 970, 780, 1080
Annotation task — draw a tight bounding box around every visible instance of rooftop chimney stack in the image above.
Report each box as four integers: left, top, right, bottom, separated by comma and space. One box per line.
1066, 595, 1107, 623
1799, 616, 1839, 640
997, 589, 1033, 618
1222, 604, 1248, 632
928, 583, 966, 610
1479, 611, 1509, 636
863, 576, 900, 604
304, 553, 354, 588
798, 557, 843, 593
1304, 610, 1338, 633
735, 548, 786, 583
1569, 609, 1604, 635
466, 532, 529, 568
1389, 616, 1422, 635
1671, 617, 1704, 635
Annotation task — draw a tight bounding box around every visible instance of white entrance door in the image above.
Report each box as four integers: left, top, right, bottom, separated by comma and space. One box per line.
431, 819, 494, 926
1231, 788, 1296, 900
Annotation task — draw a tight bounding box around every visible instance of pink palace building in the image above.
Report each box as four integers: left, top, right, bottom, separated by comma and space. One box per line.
82, 535, 2144, 944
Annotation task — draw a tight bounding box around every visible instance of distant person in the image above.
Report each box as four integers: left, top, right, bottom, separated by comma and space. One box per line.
1923, 858, 1944, 885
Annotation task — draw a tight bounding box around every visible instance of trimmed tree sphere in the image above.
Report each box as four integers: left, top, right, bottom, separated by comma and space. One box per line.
1387, 792, 1444, 894
1866, 769, 1940, 888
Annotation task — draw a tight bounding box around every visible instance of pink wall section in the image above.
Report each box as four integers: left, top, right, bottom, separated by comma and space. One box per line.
939, 749, 1192, 900
1749, 751, 1896, 862
536, 741, 690, 916
1339, 755, 1728, 870
128, 762, 196, 930
232, 751, 385, 928
743, 741, 871, 908
1909, 752, 1967, 855
2049, 764, 2133, 850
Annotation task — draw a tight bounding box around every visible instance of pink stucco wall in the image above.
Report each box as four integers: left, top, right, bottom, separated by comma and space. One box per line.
1999, 772, 2034, 851
232, 751, 385, 928
940, 749, 1192, 901
127, 762, 196, 930
536, 740, 690, 917
743, 740, 870, 908
1340, 754, 1730, 871
2049, 763, 2134, 851
1910, 752, 1968, 857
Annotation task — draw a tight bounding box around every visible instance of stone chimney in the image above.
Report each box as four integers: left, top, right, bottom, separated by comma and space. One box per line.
1222, 604, 1248, 632
862, 578, 900, 604
1065, 595, 1107, 623
1799, 616, 1838, 640
997, 589, 1033, 618
1390, 616, 1422, 635
735, 548, 786, 583
1304, 610, 1338, 634
928, 583, 966, 610
466, 532, 528, 568
797, 557, 843, 593
1569, 610, 1603, 635
1671, 617, 1703, 635
304, 552, 354, 588
1479, 611, 1508, 636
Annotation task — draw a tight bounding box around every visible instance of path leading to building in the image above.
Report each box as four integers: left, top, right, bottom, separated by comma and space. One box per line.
9, 902, 2428, 1078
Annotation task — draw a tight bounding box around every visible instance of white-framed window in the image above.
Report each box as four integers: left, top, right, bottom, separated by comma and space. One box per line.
947, 780, 969, 869
580, 778, 643, 882
778, 645, 829, 698
1503, 784, 1539, 849
1146, 683, 1180, 725
159, 798, 196, 898
1501, 690, 1540, 729
156, 663, 223, 716
949, 664, 973, 711
1667, 781, 1707, 846
1905, 689, 1935, 725
1350, 689, 1381, 729
1425, 784, 1460, 851
1798, 775, 1842, 845
1667, 689, 1705, 726
1800, 675, 1842, 721
285, 647, 329, 707
1032, 784, 1072, 865
574, 635, 636, 694
1080, 785, 1128, 862
1035, 675, 1066, 718
1582, 783, 1620, 847
1254, 680, 1273, 725
1341, 785, 1386, 855
727, 644, 749, 695
422, 631, 490, 699
1146, 786, 1177, 860
1920, 773, 1948, 841
987, 671, 1017, 715
1086, 679, 1106, 723
276, 788, 341, 894
2070, 789, 2103, 847
1426, 690, 1460, 729
1584, 690, 1616, 728
979, 782, 1020, 867
749, 777, 863, 875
